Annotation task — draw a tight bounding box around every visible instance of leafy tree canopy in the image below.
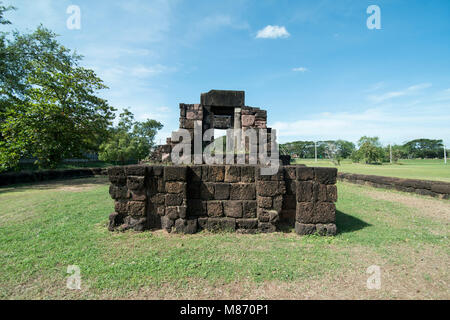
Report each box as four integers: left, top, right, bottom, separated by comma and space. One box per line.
99, 109, 163, 164
280, 140, 355, 160
0, 24, 115, 170
0, 1, 15, 25
403, 139, 444, 159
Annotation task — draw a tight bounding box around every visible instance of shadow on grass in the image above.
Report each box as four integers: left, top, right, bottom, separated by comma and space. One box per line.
0, 176, 109, 195
336, 210, 371, 234
277, 211, 371, 235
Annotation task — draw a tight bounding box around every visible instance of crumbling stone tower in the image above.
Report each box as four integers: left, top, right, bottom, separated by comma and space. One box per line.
151, 90, 277, 164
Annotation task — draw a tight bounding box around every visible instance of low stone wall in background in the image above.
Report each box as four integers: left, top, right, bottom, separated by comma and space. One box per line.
338, 172, 450, 199
0, 168, 108, 187
108, 164, 338, 236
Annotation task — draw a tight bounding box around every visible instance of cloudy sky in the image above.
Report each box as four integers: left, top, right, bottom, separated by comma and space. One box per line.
2, 0, 450, 145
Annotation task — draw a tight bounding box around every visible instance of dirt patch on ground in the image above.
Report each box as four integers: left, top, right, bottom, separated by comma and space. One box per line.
362, 188, 450, 223
0, 176, 109, 194
36, 176, 109, 192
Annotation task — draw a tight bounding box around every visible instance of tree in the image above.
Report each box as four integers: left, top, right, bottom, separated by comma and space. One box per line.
354, 136, 384, 164
0, 26, 115, 170
280, 139, 355, 160
403, 139, 444, 159
99, 109, 163, 164
0, 1, 14, 25
335, 140, 356, 158
324, 142, 341, 165
383, 144, 407, 163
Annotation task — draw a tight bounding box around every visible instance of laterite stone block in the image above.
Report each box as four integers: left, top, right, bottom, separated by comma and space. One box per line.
207, 201, 223, 217
206, 217, 236, 232
225, 166, 240, 182
224, 201, 243, 218
314, 167, 337, 185
208, 166, 225, 182
165, 193, 184, 206
295, 222, 316, 235
174, 218, 198, 234
127, 176, 145, 191
164, 166, 187, 181
230, 183, 256, 200
214, 183, 230, 200
296, 167, 314, 181
242, 201, 257, 218
127, 201, 146, 218
240, 166, 255, 182
236, 218, 258, 229
126, 165, 147, 176
165, 181, 186, 194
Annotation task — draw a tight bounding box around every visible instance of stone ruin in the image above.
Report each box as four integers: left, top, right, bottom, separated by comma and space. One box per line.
150, 90, 286, 164
108, 165, 337, 235
107, 90, 338, 236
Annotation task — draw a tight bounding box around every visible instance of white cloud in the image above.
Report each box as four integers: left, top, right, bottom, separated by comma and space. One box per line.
368, 83, 432, 103
199, 14, 248, 30
180, 14, 249, 44
292, 67, 308, 72
365, 81, 385, 92
407, 83, 432, 91
256, 25, 290, 39
129, 64, 176, 77
139, 106, 171, 121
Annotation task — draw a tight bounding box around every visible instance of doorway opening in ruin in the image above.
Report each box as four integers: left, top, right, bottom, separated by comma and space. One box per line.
212, 129, 227, 155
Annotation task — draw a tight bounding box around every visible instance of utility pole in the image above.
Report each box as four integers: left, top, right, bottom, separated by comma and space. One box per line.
389, 144, 392, 164
445, 145, 447, 164
314, 141, 317, 163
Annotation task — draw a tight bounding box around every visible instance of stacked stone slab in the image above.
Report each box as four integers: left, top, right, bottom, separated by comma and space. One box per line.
187, 165, 259, 233
108, 164, 338, 236
108, 165, 148, 231
256, 166, 286, 233
280, 166, 297, 225
295, 166, 338, 236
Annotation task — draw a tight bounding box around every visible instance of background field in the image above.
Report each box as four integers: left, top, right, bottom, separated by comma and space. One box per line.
292, 159, 450, 183
0, 176, 448, 299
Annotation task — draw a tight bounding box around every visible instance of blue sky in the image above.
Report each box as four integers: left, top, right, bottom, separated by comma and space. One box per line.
2, 0, 450, 145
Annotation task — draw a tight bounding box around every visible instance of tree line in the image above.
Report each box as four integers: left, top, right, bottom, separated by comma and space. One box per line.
281, 137, 447, 165
0, 3, 163, 172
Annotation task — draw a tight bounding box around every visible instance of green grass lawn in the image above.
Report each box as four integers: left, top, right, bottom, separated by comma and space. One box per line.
292, 158, 450, 183
0, 177, 448, 299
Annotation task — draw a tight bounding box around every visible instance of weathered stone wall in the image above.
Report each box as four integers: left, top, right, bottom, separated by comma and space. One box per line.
108, 164, 338, 236
338, 172, 450, 199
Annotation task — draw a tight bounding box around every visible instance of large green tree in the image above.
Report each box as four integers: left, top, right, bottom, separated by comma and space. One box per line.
0, 25, 115, 170
403, 139, 444, 159
99, 109, 163, 164
352, 136, 384, 164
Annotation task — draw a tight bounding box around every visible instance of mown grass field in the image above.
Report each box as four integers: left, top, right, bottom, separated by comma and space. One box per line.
0, 176, 448, 299
292, 159, 450, 183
